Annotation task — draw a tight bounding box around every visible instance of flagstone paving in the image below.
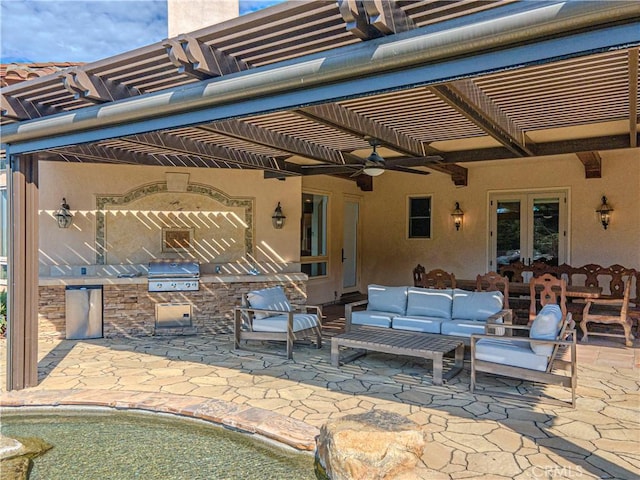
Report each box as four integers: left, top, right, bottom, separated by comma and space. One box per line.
1, 331, 638, 479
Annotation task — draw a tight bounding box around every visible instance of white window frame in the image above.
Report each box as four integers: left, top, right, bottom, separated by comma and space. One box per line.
301, 190, 330, 279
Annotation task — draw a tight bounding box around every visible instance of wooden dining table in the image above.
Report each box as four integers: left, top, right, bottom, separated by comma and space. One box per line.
456, 279, 602, 299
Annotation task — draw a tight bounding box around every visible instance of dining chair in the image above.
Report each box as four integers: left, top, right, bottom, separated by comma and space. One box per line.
476, 271, 510, 309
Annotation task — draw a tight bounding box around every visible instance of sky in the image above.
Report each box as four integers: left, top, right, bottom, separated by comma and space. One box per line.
0, 0, 284, 64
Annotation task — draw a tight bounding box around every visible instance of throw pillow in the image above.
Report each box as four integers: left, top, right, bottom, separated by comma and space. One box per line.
529, 304, 563, 356
247, 286, 292, 320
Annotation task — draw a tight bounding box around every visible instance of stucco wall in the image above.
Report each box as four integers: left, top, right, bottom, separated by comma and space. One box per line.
358, 149, 640, 288
38, 162, 302, 276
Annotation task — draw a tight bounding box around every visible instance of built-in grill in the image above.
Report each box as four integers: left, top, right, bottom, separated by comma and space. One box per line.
147, 260, 200, 292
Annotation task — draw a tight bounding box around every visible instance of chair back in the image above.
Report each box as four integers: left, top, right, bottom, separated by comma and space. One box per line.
419, 269, 456, 289
529, 273, 567, 323
476, 271, 510, 309
413, 264, 426, 287
619, 274, 633, 318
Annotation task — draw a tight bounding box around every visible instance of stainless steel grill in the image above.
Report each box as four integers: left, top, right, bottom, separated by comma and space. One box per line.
147, 260, 200, 292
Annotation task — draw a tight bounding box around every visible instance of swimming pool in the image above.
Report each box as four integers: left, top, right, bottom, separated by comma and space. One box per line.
1, 407, 316, 480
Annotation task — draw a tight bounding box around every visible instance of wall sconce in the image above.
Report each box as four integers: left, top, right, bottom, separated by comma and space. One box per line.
595, 195, 613, 230
271, 202, 286, 229
451, 202, 464, 231
54, 198, 73, 228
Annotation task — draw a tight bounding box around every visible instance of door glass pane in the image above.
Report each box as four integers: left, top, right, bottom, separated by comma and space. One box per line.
532, 198, 560, 266
301, 193, 327, 257
496, 201, 521, 266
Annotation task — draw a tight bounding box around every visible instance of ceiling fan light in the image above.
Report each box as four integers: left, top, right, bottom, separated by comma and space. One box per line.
363, 166, 385, 177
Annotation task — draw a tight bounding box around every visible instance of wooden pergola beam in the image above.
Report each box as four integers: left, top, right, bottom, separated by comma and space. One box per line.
576, 151, 602, 178
629, 48, 638, 148
431, 80, 534, 157
6, 153, 39, 390
60, 68, 140, 103
122, 131, 298, 176
201, 120, 347, 165
338, 0, 416, 39
164, 35, 249, 79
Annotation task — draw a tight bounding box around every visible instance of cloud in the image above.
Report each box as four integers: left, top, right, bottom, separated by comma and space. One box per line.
1, 0, 285, 64
239, 0, 283, 15
1, 0, 168, 63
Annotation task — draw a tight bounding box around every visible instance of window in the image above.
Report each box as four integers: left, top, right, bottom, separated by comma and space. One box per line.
301, 193, 328, 277
408, 196, 431, 238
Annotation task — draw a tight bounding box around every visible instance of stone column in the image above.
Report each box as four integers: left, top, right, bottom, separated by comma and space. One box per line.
168, 0, 239, 37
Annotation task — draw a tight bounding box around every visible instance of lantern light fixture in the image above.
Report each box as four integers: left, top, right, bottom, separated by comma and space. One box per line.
596, 195, 613, 230
272, 202, 286, 229
54, 198, 73, 229
451, 202, 464, 231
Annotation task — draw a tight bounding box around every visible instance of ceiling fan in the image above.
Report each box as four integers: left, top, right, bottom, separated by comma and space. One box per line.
348, 140, 442, 177
300, 139, 442, 177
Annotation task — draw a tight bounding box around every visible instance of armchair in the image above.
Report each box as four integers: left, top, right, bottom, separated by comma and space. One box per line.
233, 286, 322, 359
471, 277, 576, 407
581, 273, 634, 347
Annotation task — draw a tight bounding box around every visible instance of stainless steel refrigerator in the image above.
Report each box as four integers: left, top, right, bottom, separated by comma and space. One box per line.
65, 285, 103, 340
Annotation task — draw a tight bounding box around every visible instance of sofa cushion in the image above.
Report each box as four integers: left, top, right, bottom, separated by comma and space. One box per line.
406, 287, 453, 319
441, 319, 488, 338
452, 290, 504, 321
367, 285, 408, 315
352, 311, 394, 328
474, 338, 548, 371
247, 286, 292, 319
252, 313, 319, 333
529, 304, 563, 356
392, 315, 443, 334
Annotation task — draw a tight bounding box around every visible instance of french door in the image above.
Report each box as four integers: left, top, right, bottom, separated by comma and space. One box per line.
489, 191, 568, 274
342, 199, 360, 294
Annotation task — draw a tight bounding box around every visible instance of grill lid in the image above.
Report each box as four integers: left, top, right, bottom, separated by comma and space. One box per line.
148, 260, 200, 278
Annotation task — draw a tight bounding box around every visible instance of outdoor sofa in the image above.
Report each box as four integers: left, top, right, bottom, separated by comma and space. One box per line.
345, 284, 512, 344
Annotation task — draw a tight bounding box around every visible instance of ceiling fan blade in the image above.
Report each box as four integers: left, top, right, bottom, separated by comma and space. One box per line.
385, 155, 443, 167
386, 165, 431, 175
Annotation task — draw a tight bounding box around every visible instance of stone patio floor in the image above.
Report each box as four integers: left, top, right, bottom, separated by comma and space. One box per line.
1, 319, 638, 479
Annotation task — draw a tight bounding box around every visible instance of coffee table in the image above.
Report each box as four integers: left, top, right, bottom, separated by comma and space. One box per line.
331, 326, 465, 385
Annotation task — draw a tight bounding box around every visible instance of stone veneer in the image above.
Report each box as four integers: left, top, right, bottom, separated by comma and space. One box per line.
37, 279, 307, 339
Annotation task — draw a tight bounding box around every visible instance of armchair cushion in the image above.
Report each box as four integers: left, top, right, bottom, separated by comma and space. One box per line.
247, 286, 292, 319
406, 287, 453, 319
452, 290, 504, 321
441, 319, 489, 338
251, 313, 320, 333
529, 304, 563, 356
367, 285, 408, 315
475, 338, 548, 371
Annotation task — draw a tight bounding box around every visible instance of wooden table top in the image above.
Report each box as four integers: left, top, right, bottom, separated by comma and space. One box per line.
455, 279, 602, 299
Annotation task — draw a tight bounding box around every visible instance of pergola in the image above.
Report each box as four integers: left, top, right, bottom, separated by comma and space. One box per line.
2, 0, 639, 389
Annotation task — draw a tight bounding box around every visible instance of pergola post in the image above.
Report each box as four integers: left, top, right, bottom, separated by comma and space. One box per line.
6, 153, 39, 390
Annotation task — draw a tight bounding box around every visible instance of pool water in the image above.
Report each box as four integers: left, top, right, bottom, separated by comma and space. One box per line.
1, 408, 316, 480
